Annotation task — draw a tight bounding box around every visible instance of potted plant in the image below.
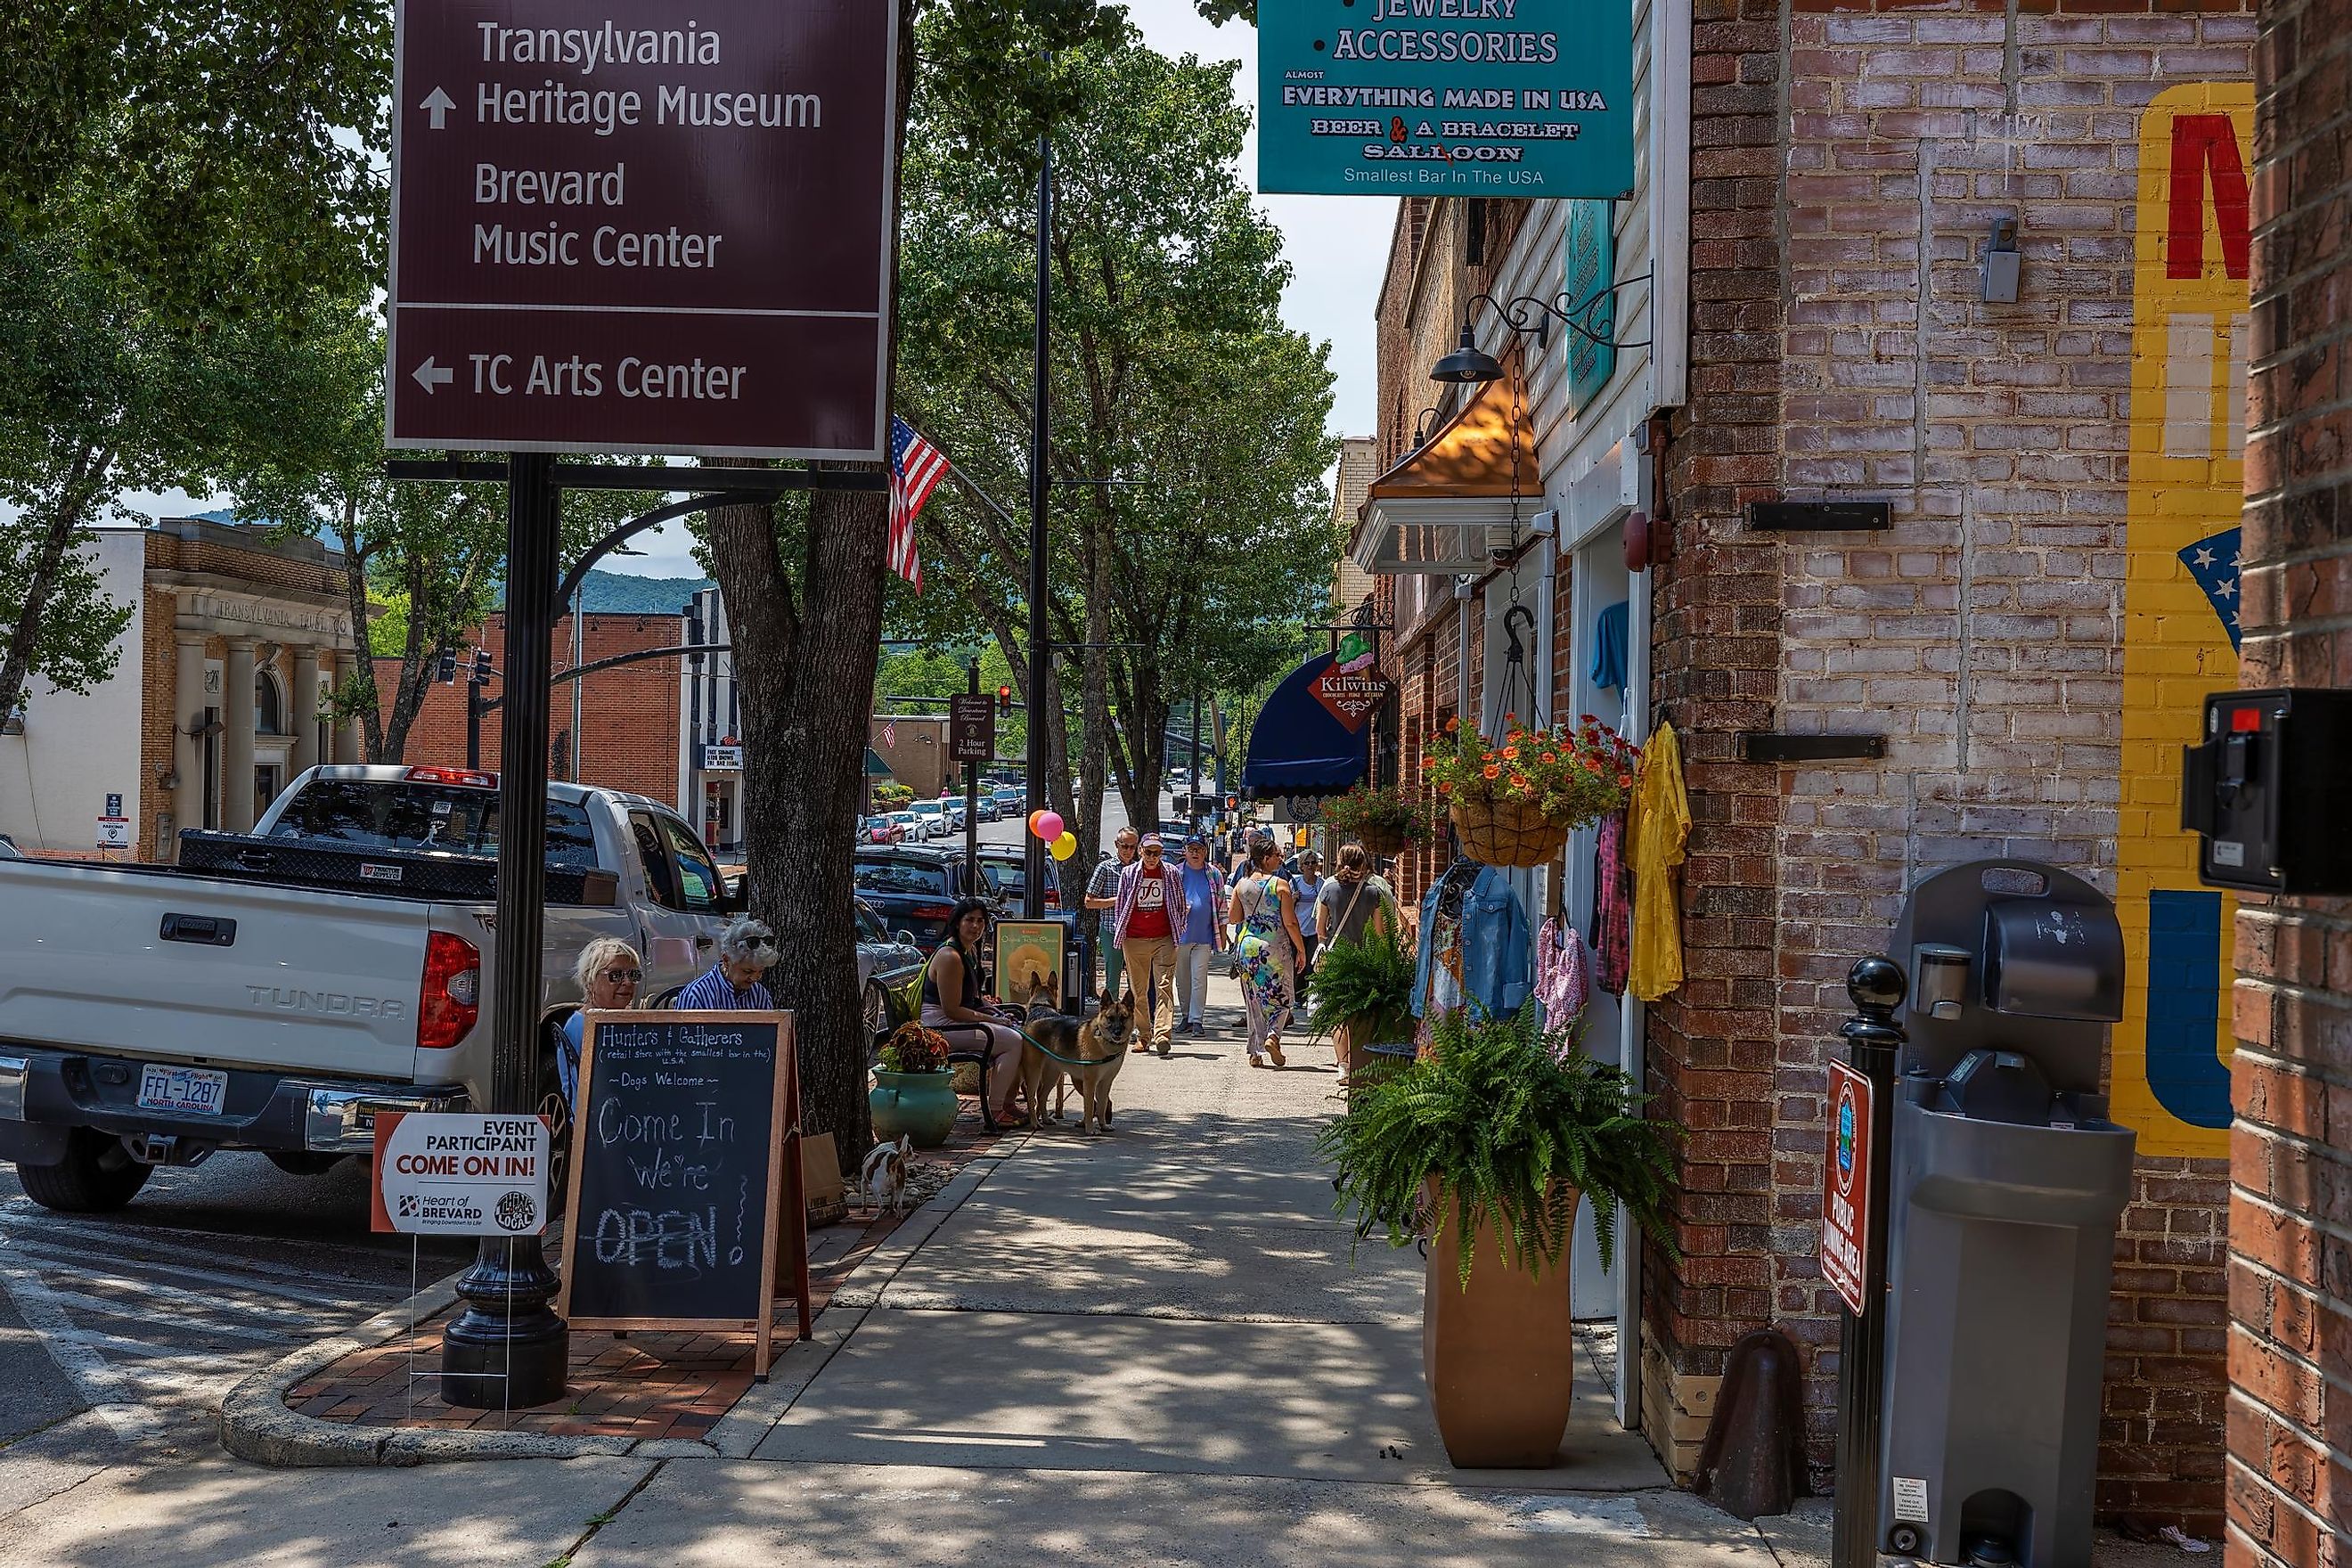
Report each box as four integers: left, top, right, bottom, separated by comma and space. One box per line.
1319, 782, 1437, 858
1424, 714, 1639, 868
870, 1022, 958, 1148
1317, 1000, 1678, 1468
1304, 924, 1416, 1079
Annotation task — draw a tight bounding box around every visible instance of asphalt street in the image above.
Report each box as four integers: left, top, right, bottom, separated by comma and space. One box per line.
0, 1154, 470, 1450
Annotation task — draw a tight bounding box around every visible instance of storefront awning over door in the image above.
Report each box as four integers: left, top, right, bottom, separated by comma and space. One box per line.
1351, 372, 1543, 576
1242, 653, 1368, 799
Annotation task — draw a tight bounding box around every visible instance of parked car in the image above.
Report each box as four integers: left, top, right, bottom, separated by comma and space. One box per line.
935, 796, 968, 831
991, 786, 1024, 815
852, 844, 999, 950
974, 796, 1000, 823
976, 846, 1063, 911
860, 814, 904, 845
885, 810, 926, 842
907, 801, 948, 840
0, 764, 746, 1211
853, 897, 926, 1042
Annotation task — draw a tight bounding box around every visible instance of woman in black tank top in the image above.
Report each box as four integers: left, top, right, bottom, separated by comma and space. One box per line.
921, 899, 1025, 1122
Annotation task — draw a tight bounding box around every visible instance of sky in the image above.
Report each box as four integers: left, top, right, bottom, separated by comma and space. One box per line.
105, 2, 1393, 581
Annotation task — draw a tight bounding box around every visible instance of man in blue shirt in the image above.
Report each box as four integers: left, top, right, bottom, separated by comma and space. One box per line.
1172, 835, 1228, 1035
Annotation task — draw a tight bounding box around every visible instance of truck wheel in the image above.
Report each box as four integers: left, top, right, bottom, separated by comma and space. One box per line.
18, 1130, 153, 1213
265, 1151, 345, 1176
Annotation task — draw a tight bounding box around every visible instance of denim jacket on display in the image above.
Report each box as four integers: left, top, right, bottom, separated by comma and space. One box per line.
1411, 863, 1534, 1020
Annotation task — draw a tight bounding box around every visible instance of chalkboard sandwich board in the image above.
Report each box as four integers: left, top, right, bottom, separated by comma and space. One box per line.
558, 1010, 812, 1378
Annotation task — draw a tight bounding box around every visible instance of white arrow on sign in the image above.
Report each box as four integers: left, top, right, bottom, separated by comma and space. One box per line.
412, 358, 453, 393
420, 87, 455, 129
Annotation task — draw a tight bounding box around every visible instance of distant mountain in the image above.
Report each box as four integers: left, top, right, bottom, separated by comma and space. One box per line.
568, 570, 715, 615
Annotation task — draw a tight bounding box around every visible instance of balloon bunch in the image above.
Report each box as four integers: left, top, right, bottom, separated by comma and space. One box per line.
1028, 809, 1076, 861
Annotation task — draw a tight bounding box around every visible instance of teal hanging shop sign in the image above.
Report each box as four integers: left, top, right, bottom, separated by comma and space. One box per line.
1563, 199, 1615, 413
1257, 0, 1634, 198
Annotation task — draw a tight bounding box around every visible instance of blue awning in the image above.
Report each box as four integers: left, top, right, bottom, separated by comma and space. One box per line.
1242, 653, 1368, 798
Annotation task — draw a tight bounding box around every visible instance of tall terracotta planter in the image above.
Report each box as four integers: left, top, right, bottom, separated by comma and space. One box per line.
1422, 1183, 1583, 1467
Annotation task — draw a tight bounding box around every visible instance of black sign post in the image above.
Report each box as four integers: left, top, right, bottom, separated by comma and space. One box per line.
954, 669, 990, 892
1830, 956, 1905, 1568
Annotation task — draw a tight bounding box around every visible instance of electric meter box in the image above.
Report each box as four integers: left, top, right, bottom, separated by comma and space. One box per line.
2180, 687, 2352, 895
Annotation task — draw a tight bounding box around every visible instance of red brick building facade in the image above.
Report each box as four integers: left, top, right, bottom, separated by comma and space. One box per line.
2224, 0, 2352, 1556
388, 611, 685, 809
1352, 0, 2256, 1531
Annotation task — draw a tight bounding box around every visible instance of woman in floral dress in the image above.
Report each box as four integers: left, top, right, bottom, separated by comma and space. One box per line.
1226, 838, 1306, 1066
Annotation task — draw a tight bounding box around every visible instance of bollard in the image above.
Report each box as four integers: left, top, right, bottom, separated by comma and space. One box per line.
1830, 955, 1905, 1568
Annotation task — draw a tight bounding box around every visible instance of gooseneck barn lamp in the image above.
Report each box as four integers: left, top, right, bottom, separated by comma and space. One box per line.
1427, 279, 1656, 384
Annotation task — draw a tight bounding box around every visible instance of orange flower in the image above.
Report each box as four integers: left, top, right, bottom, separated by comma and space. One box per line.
1541, 752, 1557, 764
1421, 756, 1434, 770
1510, 772, 1529, 790
1504, 713, 1517, 727
1482, 764, 1500, 780
1502, 745, 1520, 760
1617, 773, 1633, 788
1437, 781, 1452, 794
1445, 715, 1460, 732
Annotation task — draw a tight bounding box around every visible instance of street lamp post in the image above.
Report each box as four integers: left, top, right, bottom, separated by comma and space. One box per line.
1024, 127, 1051, 922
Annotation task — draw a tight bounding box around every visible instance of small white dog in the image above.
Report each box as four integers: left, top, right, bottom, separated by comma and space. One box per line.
858, 1133, 915, 1216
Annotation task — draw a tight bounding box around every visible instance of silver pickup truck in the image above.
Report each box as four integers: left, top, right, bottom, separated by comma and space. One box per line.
0, 766, 858, 1212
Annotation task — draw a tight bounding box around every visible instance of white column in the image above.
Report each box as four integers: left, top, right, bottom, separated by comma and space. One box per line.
290, 646, 322, 777
172, 631, 208, 856
331, 654, 363, 764
222, 640, 257, 833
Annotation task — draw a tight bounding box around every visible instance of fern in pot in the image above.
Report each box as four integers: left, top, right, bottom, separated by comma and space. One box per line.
1305, 925, 1416, 1079
1315, 1000, 1678, 1469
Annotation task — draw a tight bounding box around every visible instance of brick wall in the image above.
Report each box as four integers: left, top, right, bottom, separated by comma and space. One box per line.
2225, 0, 2352, 1551
394, 613, 683, 805
1639, 0, 1793, 1479
136, 587, 177, 861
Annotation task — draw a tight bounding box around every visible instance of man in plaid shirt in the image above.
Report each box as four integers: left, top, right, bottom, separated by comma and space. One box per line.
1083, 827, 1139, 998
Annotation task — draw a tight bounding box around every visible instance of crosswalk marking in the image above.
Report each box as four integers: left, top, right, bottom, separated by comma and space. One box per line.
0, 1238, 378, 1310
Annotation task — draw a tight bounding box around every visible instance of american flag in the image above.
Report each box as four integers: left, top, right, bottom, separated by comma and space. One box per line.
889, 416, 948, 592
880, 718, 896, 747
2177, 527, 2242, 651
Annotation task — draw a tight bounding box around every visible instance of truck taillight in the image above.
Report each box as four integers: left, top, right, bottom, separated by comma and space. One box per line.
419, 932, 480, 1050
404, 765, 498, 789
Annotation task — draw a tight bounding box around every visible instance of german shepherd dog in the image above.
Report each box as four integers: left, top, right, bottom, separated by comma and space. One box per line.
1021, 986, 1135, 1136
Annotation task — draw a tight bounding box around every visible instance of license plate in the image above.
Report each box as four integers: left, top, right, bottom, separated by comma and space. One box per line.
136, 1065, 229, 1115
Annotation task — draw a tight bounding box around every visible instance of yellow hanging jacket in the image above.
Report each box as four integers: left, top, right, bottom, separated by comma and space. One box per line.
1627, 719, 1690, 1002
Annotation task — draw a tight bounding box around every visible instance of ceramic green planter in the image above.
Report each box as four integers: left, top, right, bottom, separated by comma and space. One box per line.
870, 1069, 957, 1147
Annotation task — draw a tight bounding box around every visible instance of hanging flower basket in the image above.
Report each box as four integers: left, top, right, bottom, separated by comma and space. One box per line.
1319, 783, 1436, 860
1425, 714, 1641, 870
1449, 795, 1572, 869
1359, 824, 1411, 857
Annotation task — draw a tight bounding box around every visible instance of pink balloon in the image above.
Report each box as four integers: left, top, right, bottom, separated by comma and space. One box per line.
1034, 811, 1066, 842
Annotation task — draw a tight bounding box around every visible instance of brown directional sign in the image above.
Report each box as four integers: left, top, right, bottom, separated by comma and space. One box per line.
386, 0, 895, 460
948, 695, 995, 765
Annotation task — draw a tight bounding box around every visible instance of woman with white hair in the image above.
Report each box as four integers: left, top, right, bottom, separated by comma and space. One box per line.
674, 917, 780, 1010
558, 935, 643, 1111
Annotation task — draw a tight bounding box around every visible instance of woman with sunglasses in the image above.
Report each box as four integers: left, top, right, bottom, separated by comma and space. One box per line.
558, 935, 643, 1112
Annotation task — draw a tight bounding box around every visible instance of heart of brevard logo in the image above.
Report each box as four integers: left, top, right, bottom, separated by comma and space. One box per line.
1311, 664, 1390, 732
1836, 1090, 1858, 1190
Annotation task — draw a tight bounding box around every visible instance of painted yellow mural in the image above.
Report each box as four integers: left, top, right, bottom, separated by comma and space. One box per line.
2115, 83, 2252, 1159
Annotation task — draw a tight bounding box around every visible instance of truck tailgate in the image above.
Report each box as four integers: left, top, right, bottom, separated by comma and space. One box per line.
0, 859, 432, 1083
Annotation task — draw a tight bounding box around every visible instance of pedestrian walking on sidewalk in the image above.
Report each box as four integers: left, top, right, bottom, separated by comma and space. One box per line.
1290, 850, 1327, 977
1084, 828, 1139, 997
1113, 832, 1188, 1054
674, 918, 778, 1010
1229, 838, 1303, 1067
1172, 833, 1228, 1034
921, 899, 1027, 1124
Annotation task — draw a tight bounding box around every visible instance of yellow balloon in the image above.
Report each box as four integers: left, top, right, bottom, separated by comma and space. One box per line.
1050, 831, 1077, 860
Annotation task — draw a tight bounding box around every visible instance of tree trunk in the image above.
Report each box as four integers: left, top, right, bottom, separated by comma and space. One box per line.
709, 490, 887, 1154
0, 451, 109, 713
331, 502, 388, 761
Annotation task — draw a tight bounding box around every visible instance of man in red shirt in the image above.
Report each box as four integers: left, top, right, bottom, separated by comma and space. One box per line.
1112, 833, 1188, 1055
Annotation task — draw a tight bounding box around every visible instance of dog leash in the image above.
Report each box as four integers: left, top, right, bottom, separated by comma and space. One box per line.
1009, 1017, 1129, 1069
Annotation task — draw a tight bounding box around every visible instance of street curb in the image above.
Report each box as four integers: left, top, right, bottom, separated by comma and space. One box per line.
217, 1131, 1018, 1468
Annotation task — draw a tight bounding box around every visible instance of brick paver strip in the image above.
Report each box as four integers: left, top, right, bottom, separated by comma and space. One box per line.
291, 1096, 1007, 1439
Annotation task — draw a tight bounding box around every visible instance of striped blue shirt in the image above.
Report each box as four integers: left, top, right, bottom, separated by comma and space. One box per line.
674, 963, 774, 1012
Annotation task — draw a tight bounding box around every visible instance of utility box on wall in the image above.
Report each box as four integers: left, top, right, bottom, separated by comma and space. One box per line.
2180, 687, 2352, 894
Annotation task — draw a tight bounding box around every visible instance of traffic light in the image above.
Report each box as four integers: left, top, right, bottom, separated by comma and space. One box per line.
437, 649, 457, 683
471, 648, 493, 686
998, 684, 1013, 715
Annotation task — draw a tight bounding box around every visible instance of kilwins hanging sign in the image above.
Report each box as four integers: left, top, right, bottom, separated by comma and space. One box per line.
1257, 0, 1633, 197
1313, 666, 1392, 731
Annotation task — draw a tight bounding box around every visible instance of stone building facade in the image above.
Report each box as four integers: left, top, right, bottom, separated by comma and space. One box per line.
1350, 0, 2257, 1531
0, 518, 365, 862
2223, 0, 2352, 1556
